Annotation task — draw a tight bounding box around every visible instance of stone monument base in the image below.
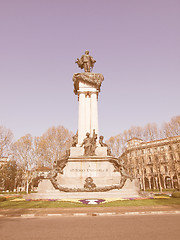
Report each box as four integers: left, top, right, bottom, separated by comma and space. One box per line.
25, 178, 140, 200
70, 146, 107, 157
26, 155, 141, 200
26, 151, 141, 200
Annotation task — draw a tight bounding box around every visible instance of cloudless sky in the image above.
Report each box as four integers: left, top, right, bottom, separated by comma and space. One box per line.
0, 0, 180, 141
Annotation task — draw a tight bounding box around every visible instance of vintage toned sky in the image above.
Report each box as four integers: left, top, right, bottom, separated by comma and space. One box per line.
0, 0, 180, 140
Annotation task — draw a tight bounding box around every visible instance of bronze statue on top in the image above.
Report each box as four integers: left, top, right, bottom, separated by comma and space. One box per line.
76, 50, 96, 72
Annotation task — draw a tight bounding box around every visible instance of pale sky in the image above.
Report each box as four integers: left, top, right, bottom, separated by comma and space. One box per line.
0, 0, 180, 141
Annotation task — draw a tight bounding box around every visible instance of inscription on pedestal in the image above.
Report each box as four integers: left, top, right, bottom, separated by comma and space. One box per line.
70, 168, 109, 173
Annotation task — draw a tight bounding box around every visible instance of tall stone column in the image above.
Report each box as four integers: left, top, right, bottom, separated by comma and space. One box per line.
90, 91, 99, 140
85, 93, 91, 135
77, 90, 98, 146
77, 92, 86, 145
73, 72, 104, 146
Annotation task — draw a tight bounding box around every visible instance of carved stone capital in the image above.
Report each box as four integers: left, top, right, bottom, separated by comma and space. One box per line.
73, 72, 104, 95
77, 90, 99, 101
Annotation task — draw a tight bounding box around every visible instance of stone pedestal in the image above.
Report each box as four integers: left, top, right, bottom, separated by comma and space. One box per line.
70, 146, 107, 157
70, 147, 84, 157
26, 178, 140, 200
56, 156, 119, 189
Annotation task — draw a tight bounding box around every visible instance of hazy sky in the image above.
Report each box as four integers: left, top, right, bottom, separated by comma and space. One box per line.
0, 0, 180, 141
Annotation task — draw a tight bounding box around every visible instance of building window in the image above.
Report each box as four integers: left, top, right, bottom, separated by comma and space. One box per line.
144, 168, 146, 174
149, 156, 152, 162
164, 166, 168, 173
150, 167, 153, 173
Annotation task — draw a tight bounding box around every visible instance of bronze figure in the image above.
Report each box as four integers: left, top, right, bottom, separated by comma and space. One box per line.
81, 130, 97, 156
91, 129, 97, 154
72, 131, 78, 147
84, 177, 96, 190
99, 135, 112, 156
81, 132, 92, 156
75, 50, 96, 72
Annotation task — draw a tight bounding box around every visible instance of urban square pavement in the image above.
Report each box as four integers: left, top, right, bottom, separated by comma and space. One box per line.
0, 213, 180, 240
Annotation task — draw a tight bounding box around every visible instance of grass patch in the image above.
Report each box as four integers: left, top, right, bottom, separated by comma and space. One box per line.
0, 198, 180, 209
102, 198, 180, 207
0, 191, 26, 194
0, 191, 37, 195
0, 200, 83, 209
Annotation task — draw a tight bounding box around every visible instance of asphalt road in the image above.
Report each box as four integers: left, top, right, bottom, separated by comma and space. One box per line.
0, 214, 180, 240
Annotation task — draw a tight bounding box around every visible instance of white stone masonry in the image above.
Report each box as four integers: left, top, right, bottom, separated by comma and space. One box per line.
77, 81, 99, 145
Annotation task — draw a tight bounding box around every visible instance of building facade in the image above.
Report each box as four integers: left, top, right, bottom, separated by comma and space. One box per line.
121, 136, 180, 190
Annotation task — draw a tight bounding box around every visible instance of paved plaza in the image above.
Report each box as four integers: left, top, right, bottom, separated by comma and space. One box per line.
0, 214, 180, 240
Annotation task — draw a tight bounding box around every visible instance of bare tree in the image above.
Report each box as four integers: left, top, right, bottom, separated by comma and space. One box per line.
12, 134, 36, 193
35, 126, 73, 168
162, 116, 180, 138
0, 126, 13, 159
143, 123, 161, 141
106, 134, 126, 157
0, 160, 17, 191
106, 122, 163, 156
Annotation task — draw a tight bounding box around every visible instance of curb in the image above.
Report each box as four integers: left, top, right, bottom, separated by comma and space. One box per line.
1, 211, 180, 218
89, 211, 180, 217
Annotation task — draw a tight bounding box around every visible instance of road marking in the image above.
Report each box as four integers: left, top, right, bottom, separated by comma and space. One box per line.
73, 213, 88, 216
21, 214, 35, 218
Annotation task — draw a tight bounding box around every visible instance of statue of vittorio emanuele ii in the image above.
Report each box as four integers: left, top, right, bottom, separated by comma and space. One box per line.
75, 50, 96, 72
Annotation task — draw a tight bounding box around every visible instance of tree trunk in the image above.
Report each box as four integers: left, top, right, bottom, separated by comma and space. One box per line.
26, 179, 29, 194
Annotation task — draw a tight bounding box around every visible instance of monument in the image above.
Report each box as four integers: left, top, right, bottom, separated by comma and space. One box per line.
27, 51, 140, 199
